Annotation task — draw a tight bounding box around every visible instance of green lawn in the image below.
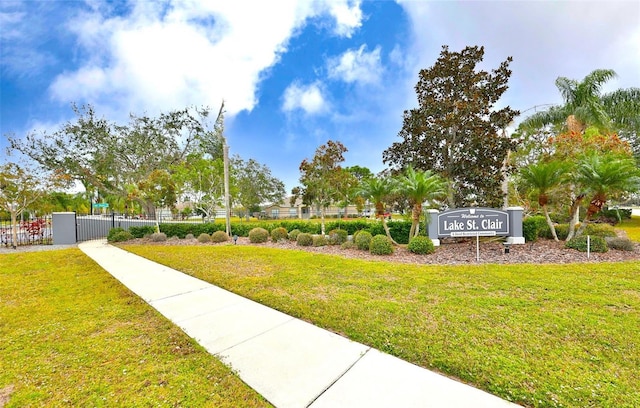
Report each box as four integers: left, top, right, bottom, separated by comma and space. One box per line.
619, 215, 640, 242
0, 249, 271, 407
123, 244, 640, 408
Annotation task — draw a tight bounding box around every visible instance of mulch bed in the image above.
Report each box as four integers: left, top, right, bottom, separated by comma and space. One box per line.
140, 236, 640, 266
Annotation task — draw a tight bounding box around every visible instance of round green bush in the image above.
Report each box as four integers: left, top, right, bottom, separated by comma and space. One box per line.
407, 236, 435, 254
211, 231, 229, 243
249, 227, 269, 243
288, 229, 301, 241
539, 223, 570, 240
606, 237, 635, 251
197, 233, 212, 243
355, 230, 372, 250
565, 235, 608, 253
271, 227, 289, 242
296, 232, 313, 247
313, 235, 328, 247
341, 241, 356, 250
370, 234, 393, 255
107, 227, 125, 242
328, 228, 348, 245
584, 223, 617, 238
149, 232, 167, 242
523, 215, 546, 242
109, 230, 134, 242
185, 233, 195, 240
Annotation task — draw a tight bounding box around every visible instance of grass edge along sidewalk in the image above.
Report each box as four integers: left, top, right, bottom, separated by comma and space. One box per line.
0, 248, 271, 407
123, 243, 640, 408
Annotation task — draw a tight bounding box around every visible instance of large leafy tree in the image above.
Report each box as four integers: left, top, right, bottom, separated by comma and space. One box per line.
296, 140, 347, 235
0, 162, 64, 248
397, 166, 447, 239
232, 157, 286, 221
9, 104, 210, 217
519, 69, 639, 134
173, 156, 225, 221
519, 69, 640, 160
8, 105, 112, 206
383, 45, 519, 208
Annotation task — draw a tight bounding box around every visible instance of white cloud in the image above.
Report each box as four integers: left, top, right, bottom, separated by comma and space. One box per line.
329, 0, 363, 38
47, 0, 363, 120
328, 44, 383, 85
397, 1, 640, 114
282, 81, 328, 115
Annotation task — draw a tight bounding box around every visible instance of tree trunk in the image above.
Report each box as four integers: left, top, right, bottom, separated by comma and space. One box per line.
375, 200, 397, 245
381, 216, 399, 245
409, 203, 422, 239
320, 206, 326, 236
542, 204, 559, 241
566, 115, 585, 134
566, 193, 585, 241
575, 193, 606, 238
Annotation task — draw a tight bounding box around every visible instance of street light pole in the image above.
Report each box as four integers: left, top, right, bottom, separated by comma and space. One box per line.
223, 139, 231, 237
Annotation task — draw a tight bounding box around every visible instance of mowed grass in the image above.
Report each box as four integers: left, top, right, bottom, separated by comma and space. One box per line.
124, 244, 640, 408
619, 215, 640, 241
0, 249, 271, 408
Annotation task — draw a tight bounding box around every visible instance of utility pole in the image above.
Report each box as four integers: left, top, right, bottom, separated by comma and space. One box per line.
223, 138, 231, 236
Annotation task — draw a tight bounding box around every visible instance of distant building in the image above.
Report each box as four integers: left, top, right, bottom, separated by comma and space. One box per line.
263, 196, 359, 219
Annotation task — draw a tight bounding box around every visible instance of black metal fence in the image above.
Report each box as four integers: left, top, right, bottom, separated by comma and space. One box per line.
75, 213, 157, 242
0, 217, 53, 247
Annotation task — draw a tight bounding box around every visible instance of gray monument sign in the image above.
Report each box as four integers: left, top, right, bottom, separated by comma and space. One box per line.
438, 208, 509, 237
426, 207, 525, 246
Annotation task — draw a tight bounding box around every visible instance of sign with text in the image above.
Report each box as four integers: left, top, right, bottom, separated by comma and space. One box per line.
92, 203, 109, 209
437, 208, 509, 238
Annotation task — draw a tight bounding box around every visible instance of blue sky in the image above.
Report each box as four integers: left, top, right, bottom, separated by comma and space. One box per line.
1, 0, 639, 193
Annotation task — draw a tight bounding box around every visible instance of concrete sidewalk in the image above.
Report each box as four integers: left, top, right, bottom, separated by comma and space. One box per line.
79, 240, 520, 408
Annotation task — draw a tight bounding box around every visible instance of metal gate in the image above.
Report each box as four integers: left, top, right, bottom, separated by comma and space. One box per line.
75, 213, 157, 242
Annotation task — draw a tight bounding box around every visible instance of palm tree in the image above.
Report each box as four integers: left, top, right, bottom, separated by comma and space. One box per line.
520, 69, 639, 135
358, 177, 398, 244
519, 161, 569, 241
398, 166, 447, 239
573, 153, 640, 238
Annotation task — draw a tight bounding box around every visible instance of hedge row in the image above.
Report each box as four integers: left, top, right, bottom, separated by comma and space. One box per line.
158, 219, 417, 244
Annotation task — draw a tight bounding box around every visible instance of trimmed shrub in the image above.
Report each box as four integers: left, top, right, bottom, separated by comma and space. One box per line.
129, 225, 156, 238
185, 233, 195, 240
585, 223, 617, 238
107, 227, 125, 242
605, 237, 635, 251
523, 215, 547, 242
597, 208, 632, 224
271, 227, 289, 242
288, 229, 301, 241
370, 234, 394, 255
211, 231, 229, 243
539, 223, 570, 241
327, 228, 348, 245
149, 232, 167, 242
109, 230, 134, 242
197, 233, 212, 243
355, 231, 372, 250
565, 235, 608, 253
296, 233, 313, 247
341, 241, 356, 250
249, 227, 269, 243
407, 236, 435, 254
313, 235, 328, 247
